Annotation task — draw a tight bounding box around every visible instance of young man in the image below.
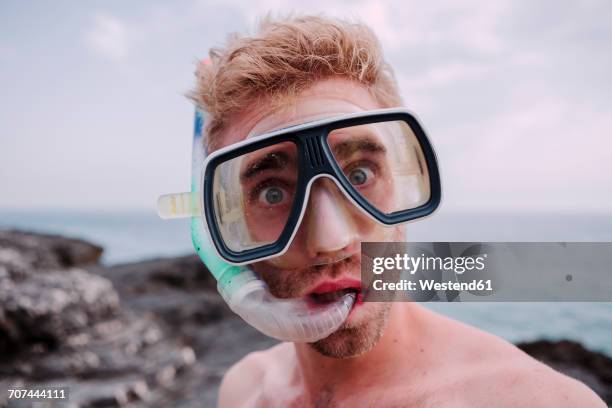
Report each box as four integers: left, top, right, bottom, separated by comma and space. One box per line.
191, 15, 605, 408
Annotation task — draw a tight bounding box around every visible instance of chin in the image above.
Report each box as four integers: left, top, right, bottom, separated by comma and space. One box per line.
308, 302, 391, 359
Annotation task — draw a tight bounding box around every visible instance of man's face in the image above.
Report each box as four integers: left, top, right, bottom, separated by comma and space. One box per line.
216, 79, 404, 358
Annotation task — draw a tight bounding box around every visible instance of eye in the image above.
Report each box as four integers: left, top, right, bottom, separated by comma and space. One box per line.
259, 186, 286, 206
348, 166, 374, 186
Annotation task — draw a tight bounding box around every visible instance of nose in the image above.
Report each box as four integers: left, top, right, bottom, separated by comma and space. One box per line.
302, 178, 360, 259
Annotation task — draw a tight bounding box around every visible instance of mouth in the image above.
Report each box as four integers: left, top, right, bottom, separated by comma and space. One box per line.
308, 279, 362, 306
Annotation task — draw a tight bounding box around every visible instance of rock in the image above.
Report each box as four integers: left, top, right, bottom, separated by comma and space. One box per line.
89, 255, 232, 327
0, 230, 103, 280
0, 269, 120, 353
0, 230, 201, 407
90, 255, 218, 293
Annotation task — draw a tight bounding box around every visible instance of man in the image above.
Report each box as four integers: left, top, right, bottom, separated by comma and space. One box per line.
190, 15, 604, 408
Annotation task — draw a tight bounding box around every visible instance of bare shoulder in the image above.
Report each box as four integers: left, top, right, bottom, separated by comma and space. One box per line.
488, 357, 607, 407
435, 314, 604, 406
420, 309, 605, 407
218, 342, 291, 408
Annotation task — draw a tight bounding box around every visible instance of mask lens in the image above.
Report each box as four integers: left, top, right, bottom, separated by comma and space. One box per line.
328, 120, 431, 215
212, 141, 299, 252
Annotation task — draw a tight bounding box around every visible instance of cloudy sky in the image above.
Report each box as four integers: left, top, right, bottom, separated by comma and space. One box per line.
1, 0, 611, 213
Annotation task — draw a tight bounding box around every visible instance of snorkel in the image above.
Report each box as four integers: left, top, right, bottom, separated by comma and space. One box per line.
159, 108, 355, 342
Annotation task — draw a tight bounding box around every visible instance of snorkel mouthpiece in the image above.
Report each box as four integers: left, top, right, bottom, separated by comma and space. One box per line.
187, 109, 355, 342
218, 267, 355, 342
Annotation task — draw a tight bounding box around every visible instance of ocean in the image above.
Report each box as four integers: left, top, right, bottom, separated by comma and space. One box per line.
1, 209, 611, 356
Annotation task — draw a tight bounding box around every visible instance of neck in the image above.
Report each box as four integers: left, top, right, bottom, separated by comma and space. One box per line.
292, 303, 427, 397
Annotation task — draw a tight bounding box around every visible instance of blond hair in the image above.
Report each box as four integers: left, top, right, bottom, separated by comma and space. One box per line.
191, 15, 402, 149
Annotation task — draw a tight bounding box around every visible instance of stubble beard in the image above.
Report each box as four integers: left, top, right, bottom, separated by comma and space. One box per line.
253, 236, 401, 360
308, 301, 392, 359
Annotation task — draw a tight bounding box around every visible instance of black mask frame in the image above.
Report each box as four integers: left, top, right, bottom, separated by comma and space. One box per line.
202, 108, 442, 264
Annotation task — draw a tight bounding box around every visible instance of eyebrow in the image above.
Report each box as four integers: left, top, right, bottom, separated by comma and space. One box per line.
240, 151, 294, 181
331, 136, 387, 161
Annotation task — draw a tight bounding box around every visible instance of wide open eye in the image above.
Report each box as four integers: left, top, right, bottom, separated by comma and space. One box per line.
348, 166, 375, 186
258, 185, 288, 206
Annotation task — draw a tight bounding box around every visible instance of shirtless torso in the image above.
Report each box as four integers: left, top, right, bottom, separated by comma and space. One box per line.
219, 304, 604, 408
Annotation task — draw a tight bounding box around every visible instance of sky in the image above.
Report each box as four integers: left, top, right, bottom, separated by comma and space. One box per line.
1, 0, 611, 213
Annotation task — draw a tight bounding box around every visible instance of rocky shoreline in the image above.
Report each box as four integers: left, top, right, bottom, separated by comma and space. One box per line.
1, 230, 610, 407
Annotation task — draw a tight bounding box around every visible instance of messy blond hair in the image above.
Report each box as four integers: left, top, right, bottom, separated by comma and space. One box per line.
191, 15, 403, 150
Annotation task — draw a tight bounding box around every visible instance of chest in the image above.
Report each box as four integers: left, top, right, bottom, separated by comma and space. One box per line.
253, 381, 471, 408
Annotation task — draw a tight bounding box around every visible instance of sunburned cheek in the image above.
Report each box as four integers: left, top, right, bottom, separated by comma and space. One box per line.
244, 209, 290, 243
367, 179, 395, 213
249, 221, 277, 242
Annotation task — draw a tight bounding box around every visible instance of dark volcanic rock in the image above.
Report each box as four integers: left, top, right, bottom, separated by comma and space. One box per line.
91, 255, 218, 293
0, 230, 103, 279
0, 268, 119, 353
89, 255, 232, 328
86, 255, 276, 406
0, 231, 199, 407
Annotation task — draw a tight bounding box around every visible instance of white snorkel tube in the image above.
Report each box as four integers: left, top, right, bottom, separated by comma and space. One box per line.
158, 109, 355, 342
